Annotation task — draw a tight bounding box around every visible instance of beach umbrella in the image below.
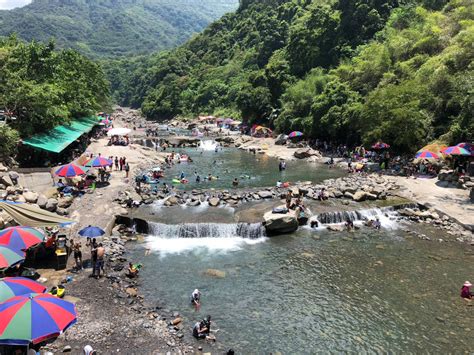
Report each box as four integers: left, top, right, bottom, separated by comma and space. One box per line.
415, 150, 440, 160
372, 142, 390, 149
0, 293, 77, 345
441, 146, 471, 156
78, 225, 105, 238
0, 246, 24, 269
288, 131, 303, 138
0, 227, 44, 254
456, 143, 473, 154
0, 277, 46, 303
84, 156, 113, 168
55, 163, 88, 178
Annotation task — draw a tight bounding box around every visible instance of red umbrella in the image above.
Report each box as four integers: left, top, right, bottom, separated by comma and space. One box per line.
372, 142, 390, 149
441, 146, 471, 156
85, 156, 113, 168
55, 163, 88, 178
0, 293, 77, 345
0, 227, 44, 254
0, 277, 47, 303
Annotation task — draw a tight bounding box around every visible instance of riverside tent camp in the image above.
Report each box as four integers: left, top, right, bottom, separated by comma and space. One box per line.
21, 116, 99, 154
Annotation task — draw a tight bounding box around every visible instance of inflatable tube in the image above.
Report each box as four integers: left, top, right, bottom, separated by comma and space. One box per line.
282, 182, 290, 188
181, 179, 189, 184
172, 179, 181, 184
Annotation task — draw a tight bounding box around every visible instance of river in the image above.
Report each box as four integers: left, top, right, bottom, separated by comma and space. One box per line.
129, 142, 473, 353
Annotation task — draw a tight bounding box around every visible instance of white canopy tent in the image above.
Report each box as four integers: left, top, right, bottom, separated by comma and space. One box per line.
107, 128, 131, 137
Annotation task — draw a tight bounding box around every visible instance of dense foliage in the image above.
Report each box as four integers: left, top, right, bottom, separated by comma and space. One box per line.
0, 36, 110, 155
115, 0, 473, 152
0, 0, 238, 58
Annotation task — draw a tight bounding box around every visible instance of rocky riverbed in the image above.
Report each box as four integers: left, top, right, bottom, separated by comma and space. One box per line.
45, 225, 195, 354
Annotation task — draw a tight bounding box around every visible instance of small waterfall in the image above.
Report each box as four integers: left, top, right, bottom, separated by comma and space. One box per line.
199, 140, 218, 151
148, 222, 266, 239
316, 207, 399, 229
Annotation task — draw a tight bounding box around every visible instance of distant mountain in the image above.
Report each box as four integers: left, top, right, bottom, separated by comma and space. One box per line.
0, 0, 238, 58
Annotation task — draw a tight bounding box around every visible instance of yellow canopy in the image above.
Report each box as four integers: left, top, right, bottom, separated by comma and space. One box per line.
0, 201, 76, 227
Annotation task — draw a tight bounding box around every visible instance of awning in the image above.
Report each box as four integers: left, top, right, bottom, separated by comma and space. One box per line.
22, 116, 99, 153
0, 201, 76, 227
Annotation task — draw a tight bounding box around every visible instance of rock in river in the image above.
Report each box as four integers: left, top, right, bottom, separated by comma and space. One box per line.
208, 197, 220, 207
263, 208, 298, 235
204, 269, 226, 278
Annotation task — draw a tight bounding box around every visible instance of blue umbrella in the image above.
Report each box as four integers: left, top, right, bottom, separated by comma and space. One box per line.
78, 226, 105, 238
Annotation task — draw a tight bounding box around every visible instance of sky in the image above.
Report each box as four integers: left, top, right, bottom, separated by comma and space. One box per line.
0, 0, 31, 10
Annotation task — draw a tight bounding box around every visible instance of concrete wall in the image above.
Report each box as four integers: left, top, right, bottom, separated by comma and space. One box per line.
18, 172, 54, 194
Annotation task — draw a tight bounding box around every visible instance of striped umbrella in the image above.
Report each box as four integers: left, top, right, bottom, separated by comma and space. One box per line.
288, 131, 303, 138
0, 227, 44, 254
441, 146, 471, 156
0, 277, 46, 303
415, 150, 440, 159
456, 143, 473, 154
372, 142, 390, 149
55, 163, 88, 178
0, 293, 77, 345
85, 156, 113, 168
0, 246, 24, 269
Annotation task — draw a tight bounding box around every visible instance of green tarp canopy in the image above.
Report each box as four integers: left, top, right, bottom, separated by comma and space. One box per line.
0, 201, 75, 227
22, 116, 99, 153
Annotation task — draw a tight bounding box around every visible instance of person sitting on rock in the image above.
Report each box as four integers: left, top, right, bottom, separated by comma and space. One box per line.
461, 281, 472, 299
127, 262, 139, 278
193, 321, 208, 339
318, 188, 328, 201
345, 219, 354, 231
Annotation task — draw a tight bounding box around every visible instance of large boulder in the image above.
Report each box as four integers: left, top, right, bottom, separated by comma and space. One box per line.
0, 174, 13, 187
216, 136, 236, 144
58, 196, 74, 208
294, 148, 322, 160
45, 198, 58, 212
352, 190, 377, 202
22, 191, 39, 204
208, 197, 220, 207
258, 190, 273, 199
263, 209, 298, 235
37, 195, 48, 209
275, 134, 288, 145
164, 196, 179, 206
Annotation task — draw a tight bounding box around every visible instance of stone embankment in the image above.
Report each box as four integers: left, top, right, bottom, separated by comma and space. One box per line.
125, 174, 398, 209
0, 171, 76, 227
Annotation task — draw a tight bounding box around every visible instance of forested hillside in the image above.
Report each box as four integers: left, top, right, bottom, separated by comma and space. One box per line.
0, 36, 110, 156
115, 0, 473, 152
0, 0, 238, 58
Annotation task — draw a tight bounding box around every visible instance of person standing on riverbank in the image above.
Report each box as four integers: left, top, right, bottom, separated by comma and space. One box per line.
124, 162, 130, 178
95, 243, 105, 278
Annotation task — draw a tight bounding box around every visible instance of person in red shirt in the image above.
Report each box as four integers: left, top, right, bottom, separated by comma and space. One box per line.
460, 281, 472, 299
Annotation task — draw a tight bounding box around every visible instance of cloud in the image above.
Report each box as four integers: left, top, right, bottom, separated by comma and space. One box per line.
0, 0, 32, 10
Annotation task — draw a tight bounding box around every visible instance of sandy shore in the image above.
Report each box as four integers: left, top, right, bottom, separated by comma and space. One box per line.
392, 176, 473, 230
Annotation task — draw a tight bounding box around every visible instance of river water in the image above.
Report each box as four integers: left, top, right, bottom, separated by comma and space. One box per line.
156, 141, 345, 190
129, 144, 473, 353
132, 222, 473, 353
